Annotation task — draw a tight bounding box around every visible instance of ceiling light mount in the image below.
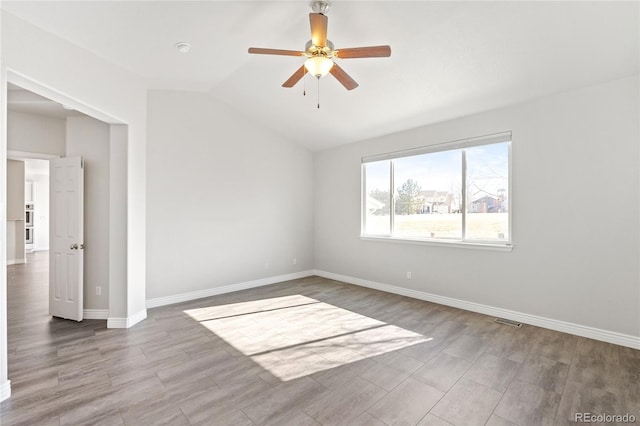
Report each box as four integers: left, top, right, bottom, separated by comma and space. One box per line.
309, 0, 331, 15
175, 42, 191, 53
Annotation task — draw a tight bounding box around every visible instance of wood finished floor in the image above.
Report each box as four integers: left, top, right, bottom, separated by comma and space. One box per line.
1, 251, 639, 426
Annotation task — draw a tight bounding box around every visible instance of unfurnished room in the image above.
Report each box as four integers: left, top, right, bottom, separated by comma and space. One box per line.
0, 1, 639, 425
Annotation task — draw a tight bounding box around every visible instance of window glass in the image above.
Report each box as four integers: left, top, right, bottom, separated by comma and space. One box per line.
393, 151, 462, 239
465, 142, 510, 241
361, 134, 511, 246
364, 160, 391, 235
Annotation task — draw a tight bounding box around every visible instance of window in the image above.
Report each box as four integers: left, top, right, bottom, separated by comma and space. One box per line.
362, 132, 511, 246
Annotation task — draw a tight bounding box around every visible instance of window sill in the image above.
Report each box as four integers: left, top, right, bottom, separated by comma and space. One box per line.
360, 235, 513, 251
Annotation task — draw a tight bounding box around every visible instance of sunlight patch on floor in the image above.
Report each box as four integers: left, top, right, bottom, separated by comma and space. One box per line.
184, 295, 431, 381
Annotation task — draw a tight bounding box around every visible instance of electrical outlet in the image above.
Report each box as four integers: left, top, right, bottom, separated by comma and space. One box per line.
292, 258, 297, 265
96, 286, 102, 296
406, 272, 412, 280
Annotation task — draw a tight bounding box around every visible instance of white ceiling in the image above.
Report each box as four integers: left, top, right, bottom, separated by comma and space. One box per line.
2, 1, 638, 150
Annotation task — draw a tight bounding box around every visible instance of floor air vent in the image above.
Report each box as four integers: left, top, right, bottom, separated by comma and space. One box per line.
495, 317, 522, 328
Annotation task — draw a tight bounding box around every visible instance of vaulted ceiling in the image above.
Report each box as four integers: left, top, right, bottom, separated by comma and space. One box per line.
2, 1, 638, 150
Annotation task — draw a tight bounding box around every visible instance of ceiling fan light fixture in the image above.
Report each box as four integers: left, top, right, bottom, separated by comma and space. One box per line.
304, 56, 334, 77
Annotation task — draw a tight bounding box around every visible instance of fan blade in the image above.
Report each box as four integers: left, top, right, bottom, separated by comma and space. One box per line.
282, 66, 307, 88
248, 47, 304, 56
309, 13, 328, 47
330, 63, 358, 90
335, 45, 391, 59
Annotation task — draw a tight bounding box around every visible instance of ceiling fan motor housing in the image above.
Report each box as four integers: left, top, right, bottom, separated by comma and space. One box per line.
305, 40, 334, 57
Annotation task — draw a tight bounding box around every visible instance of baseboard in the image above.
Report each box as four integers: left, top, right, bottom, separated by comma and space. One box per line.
312, 270, 640, 350
128, 309, 147, 327
6, 259, 26, 266
146, 270, 315, 309
107, 309, 147, 329
107, 317, 127, 328
83, 309, 109, 320
0, 380, 11, 402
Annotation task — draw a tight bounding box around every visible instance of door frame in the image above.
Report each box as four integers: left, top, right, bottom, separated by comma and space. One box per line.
1, 70, 132, 401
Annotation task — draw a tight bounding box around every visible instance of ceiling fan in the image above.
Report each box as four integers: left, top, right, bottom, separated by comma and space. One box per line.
248, 0, 391, 91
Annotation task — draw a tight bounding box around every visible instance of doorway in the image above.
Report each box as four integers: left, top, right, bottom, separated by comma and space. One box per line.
5, 156, 51, 318
6, 82, 112, 320
24, 159, 50, 255
5, 156, 51, 320
2, 76, 124, 402
1, 55, 142, 402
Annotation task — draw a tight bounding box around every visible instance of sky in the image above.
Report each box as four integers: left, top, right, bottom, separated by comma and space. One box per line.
365, 142, 509, 200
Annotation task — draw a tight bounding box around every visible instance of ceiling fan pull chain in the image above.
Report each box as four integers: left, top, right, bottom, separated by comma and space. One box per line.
317, 76, 320, 109
303, 68, 307, 96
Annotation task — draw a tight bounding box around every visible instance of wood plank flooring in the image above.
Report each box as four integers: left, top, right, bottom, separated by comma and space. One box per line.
2, 251, 639, 425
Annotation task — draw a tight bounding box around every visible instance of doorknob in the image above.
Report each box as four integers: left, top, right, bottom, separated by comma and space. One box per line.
70, 243, 78, 250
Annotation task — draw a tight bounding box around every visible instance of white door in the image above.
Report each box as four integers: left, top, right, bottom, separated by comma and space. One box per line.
49, 157, 84, 321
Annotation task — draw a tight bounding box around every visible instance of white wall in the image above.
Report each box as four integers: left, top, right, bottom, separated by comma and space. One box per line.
25, 160, 49, 251
6, 159, 23, 220
7, 110, 65, 156
1, 11, 148, 400
314, 75, 640, 340
6, 160, 24, 264
146, 90, 314, 300
1, 10, 147, 318
66, 116, 110, 311
108, 124, 128, 319
5, 222, 23, 265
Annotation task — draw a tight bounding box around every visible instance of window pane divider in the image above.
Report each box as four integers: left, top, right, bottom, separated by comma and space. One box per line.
461, 148, 467, 240
361, 164, 367, 235
390, 160, 395, 235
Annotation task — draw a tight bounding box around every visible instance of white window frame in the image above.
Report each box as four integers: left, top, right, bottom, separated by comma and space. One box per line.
361, 131, 513, 250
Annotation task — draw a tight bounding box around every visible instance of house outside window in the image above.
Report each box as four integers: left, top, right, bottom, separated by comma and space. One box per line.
361, 132, 511, 247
